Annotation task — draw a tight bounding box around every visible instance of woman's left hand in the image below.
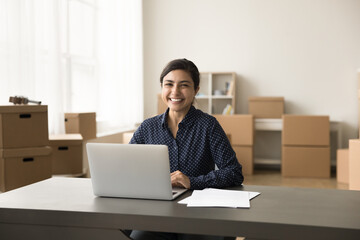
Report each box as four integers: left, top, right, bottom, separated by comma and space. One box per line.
171, 170, 190, 189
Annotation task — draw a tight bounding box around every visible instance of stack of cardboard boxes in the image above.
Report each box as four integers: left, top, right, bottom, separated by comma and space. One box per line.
49, 134, 83, 176
282, 115, 330, 178
64, 112, 97, 140
64, 112, 97, 177
213, 115, 254, 175
336, 149, 349, 184
347, 70, 360, 190
349, 139, 360, 190
0, 105, 52, 192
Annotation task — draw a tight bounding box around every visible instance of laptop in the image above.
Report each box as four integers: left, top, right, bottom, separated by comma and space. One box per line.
86, 143, 188, 200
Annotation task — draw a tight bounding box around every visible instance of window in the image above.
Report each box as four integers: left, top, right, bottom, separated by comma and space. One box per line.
0, 0, 143, 135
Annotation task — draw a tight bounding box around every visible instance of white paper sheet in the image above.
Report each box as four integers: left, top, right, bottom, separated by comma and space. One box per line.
178, 188, 260, 208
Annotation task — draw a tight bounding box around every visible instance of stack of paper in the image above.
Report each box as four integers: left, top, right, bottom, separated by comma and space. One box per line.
178, 188, 260, 208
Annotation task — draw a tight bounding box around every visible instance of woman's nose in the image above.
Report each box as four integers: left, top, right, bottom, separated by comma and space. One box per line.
172, 85, 180, 94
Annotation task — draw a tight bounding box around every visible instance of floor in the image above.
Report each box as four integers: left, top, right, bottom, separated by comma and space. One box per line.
243, 168, 348, 190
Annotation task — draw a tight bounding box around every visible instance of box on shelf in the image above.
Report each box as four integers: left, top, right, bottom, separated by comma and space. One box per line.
65, 112, 96, 140
349, 139, 360, 190
233, 146, 253, 176
248, 97, 284, 118
213, 115, 254, 146
49, 134, 83, 175
282, 115, 330, 146
336, 149, 349, 184
157, 94, 168, 115
0, 146, 52, 192
0, 105, 49, 148
282, 146, 330, 178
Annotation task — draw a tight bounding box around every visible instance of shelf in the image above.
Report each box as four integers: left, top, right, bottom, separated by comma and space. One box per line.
212, 95, 233, 99
255, 119, 343, 148
196, 95, 211, 99
196, 72, 236, 114
255, 158, 281, 165
255, 119, 283, 131
196, 95, 233, 100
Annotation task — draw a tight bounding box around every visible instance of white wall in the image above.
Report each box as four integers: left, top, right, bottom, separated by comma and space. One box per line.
143, 0, 360, 147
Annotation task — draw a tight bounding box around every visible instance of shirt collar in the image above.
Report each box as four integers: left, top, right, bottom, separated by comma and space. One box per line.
161, 108, 169, 128
161, 106, 197, 129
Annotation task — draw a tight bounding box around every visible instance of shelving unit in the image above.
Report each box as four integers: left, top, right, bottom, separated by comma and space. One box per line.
253, 119, 342, 167
195, 72, 236, 114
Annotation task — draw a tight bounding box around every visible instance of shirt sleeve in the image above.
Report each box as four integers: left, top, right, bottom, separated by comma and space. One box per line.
130, 124, 145, 144
188, 118, 244, 189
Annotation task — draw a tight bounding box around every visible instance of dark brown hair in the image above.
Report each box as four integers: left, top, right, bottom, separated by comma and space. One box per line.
160, 58, 200, 90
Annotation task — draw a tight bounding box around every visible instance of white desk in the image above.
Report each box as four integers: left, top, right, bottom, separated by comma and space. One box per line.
254, 119, 342, 166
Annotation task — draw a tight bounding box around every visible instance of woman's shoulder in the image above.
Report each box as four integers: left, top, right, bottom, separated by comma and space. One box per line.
140, 113, 164, 128
192, 108, 217, 125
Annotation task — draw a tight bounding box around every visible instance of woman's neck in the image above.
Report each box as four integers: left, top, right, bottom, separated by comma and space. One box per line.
167, 106, 191, 138
168, 105, 191, 126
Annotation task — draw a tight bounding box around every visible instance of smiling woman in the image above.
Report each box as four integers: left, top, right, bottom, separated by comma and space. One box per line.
128, 58, 243, 240
159, 59, 200, 138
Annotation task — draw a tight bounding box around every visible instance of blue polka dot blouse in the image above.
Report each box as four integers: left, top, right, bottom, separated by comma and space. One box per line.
130, 106, 244, 190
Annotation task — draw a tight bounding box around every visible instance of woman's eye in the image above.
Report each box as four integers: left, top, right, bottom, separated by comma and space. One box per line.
164, 83, 173, 87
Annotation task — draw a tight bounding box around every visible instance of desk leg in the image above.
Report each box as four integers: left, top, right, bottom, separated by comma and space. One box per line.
0, 223, 132, 240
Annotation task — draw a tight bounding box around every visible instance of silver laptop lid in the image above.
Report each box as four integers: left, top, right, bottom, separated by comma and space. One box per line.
87, 143, 176, 200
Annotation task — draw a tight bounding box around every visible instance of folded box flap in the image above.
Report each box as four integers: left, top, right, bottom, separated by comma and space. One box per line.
248, 97, 284, 102
49, 134, 83, 145
0, 146, 52, 158
0, 105, 47, 114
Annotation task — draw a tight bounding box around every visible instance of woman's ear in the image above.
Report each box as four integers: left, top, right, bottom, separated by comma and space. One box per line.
195, 86, 200, 95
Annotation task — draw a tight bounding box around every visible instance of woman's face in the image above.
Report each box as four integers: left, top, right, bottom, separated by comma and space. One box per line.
161, 70, 199, 115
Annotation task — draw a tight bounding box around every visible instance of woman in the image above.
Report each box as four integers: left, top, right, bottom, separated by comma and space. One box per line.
129, 58, 243, 240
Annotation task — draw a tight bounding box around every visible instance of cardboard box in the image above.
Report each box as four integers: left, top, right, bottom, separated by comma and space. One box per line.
282, 146, 330, 178
157, 94, 168, 114
0, 105, 49, 148
248, 97, 284, 118
122, 132, 134, 144
282, 115, 330, 146
233, 146, 253, 175
49, 134, 83, 175
336, 149, 349, 184
349, 139, 360, 190
358, 94, 360, 138
65, 112, 96, 140
213, 115, 254, 146
214, 115, 254, 175
0, 146, 52, 192
226, 134, 231, 144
